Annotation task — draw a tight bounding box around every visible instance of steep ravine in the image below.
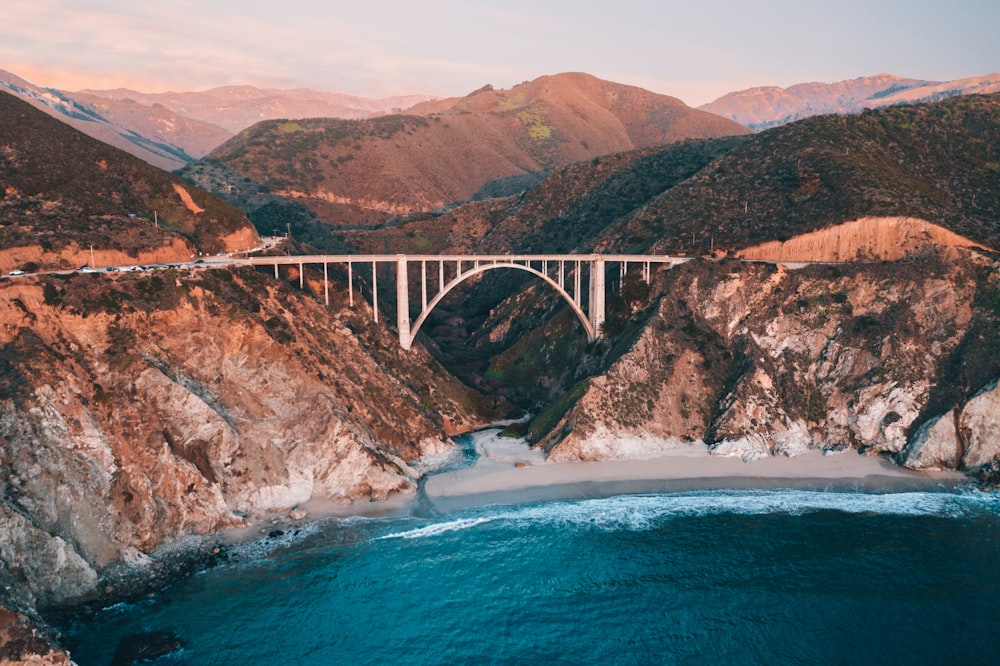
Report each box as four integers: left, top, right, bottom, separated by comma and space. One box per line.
0, 266, 488, 661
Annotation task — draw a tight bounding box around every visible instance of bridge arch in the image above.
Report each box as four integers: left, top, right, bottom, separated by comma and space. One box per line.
403, 261, 595, 350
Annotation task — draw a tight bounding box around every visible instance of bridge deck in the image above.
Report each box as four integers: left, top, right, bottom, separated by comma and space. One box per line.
237, 253, 691, 265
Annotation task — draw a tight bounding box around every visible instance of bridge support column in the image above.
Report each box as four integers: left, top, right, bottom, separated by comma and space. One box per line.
372, 261, 378, 324
590, 256, 605, 339
574, 261, 581, 306
421, 260, 427, 310
397, 256, 411, 350
348, 261, 354, 308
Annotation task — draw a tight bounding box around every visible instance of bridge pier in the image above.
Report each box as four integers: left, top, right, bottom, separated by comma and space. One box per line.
574, 261, 581, 306
589, 256, 605, 336
421, 259, 427, 310
397, 256, 411, 350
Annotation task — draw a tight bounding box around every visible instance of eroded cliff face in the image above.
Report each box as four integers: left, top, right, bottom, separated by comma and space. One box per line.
0, 267, 484, 614
541, 249, 1000, 475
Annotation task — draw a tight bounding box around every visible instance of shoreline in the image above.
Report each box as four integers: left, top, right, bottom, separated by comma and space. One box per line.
230, 429, 969, 532
234, 430, 970, 530
45, 431, 970, 627
419, 434, 968, 513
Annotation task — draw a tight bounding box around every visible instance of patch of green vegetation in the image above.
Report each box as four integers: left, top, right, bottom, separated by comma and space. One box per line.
42, 282, 63, 306
0, 340, 31, 404
496, 92, 527, 111
263, 315, 295, 344
611, 93, 1000, 256
104, 321, 138, 369
403, 231, 435, 250
517, 109, 554, 142
526, 379, 589, 442
92, 382, 111, 403
50, 272, 184, 316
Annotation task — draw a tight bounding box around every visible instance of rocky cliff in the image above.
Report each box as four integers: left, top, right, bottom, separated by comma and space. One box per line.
0, 266, 486, 659
530, 247, 1000, 483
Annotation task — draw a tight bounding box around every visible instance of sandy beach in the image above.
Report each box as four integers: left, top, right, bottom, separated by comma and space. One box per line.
420, 429, 967, 513
223, 428, 969, 543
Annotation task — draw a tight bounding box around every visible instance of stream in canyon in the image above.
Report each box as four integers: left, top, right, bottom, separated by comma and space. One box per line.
60, 433, 1000, 665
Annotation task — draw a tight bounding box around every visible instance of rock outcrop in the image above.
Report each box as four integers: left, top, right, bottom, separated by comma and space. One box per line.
900, 379, 1000, 472
539, 249, 1000, 476
0, 266, 484, 618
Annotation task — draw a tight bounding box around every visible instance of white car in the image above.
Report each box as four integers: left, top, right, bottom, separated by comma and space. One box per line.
8, 270, 24, 276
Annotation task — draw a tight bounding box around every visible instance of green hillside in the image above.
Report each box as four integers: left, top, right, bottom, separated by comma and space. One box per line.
606, 93, 1000, 254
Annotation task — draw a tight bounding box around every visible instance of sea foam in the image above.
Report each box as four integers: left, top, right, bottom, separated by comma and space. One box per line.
377, 488, 1000, 541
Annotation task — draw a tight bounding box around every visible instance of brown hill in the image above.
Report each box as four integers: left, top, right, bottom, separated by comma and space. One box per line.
0, 91, 258, 272
735, 216, 992, 262
69, 91, 233, 160
189, 73, 750, 229
78, 85, 437, 133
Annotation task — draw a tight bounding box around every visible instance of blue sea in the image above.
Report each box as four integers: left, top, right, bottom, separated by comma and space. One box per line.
62, 439, 1000, 665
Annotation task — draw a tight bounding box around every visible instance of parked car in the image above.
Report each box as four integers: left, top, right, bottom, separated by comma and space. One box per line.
8, 269, 25, 276
106, 266, 117, 272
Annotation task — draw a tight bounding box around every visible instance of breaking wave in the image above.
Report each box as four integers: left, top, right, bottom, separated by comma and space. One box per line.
377, 488, 1000, 541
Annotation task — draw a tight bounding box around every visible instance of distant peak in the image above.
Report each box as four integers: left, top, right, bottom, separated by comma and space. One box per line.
466, 84, 494, 97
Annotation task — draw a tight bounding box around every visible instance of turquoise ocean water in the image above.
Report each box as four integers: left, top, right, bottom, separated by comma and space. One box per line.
62, 437, 1000, 665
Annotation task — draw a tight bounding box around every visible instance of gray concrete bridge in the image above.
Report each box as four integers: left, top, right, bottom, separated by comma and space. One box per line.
235, 254, 692, 350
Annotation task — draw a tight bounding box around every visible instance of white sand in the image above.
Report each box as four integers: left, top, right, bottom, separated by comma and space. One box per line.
422, 431, 966, 512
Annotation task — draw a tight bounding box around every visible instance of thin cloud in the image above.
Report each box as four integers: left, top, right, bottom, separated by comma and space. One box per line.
2, 0, 997, 100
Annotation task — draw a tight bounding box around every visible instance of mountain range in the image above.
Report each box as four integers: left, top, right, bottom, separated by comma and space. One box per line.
700, 72, 1000, 131
180, 72, 748, 232
0, 69, 433, 171
3, 68, 997, 175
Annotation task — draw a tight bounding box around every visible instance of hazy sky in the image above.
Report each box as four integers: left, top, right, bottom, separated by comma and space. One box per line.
2, 0, 997, 105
